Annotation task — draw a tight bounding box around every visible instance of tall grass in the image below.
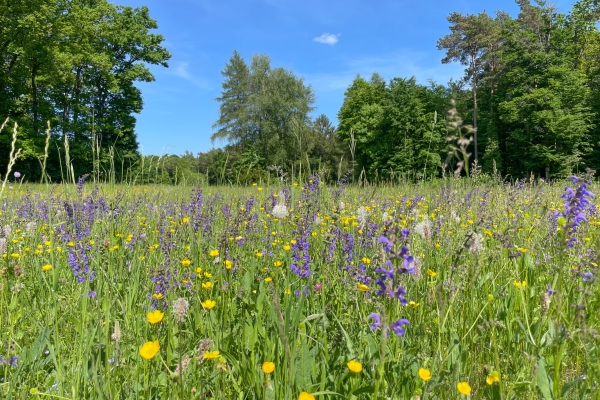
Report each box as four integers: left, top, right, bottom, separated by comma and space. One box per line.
0, 170, 598, 399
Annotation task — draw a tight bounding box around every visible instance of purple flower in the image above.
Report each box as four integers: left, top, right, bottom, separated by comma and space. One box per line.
13, 171, 20, 178
379, 236, 393, 252
9, 356, 18, 366
583, 272, 594, 282
368, 313, 382, 331
546, 284, 553, 295
390, 319, 410, 336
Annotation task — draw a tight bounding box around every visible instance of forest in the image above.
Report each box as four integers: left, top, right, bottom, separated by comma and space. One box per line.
1, 0, 600, 183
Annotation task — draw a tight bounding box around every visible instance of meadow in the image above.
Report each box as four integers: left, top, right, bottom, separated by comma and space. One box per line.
0, 173, 599, 399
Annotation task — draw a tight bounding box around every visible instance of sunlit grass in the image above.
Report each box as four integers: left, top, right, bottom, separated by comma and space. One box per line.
0, 176, 599, 399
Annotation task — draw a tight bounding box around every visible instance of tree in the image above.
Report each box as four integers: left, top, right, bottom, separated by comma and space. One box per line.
337, 74, 451, 180
437, 11, 500, 162
0, 0, 170, 182
494, 11, 594, 178
212, 51, 315, 169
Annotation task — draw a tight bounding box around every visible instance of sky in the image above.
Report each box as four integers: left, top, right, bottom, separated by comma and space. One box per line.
114, 0, 575, 156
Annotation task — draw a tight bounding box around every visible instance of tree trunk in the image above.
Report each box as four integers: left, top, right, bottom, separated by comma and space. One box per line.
471, 53, 478, 162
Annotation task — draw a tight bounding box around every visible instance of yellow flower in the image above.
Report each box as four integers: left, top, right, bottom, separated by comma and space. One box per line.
513, 280, 527, 289
427, 269, 438, 277
153, 293, 163, 300
209, 249, 219, 257
201, 299, 216, 310
11, 253, 19, 258
273, 261, 283, 267
457, 382, 471, 395
204, 272, 212, 278
139, 340, 160, 359
147, 310, 164, 324
347, 360, 362, 373
265, 277, 273, 283
196, 267, 203, 273
298, 392, 315, 400
486, 371, 501, 385
283, 245, 291, 251
203, 350, 220, 360
262, 361, 275, 374
225, 260, 233, 269
357, 283, 370, 292
362, 257, 371, 264
418, 367, 432, 381
202, 282, 214, 290
42, 264, 53, 271
408, 301, 420, 309
180, 258, 191, 267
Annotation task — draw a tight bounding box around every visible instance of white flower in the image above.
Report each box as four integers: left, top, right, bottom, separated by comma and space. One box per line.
414, 218, 432, 241
469, 232, 484, 254
357, 206, 368, 229
25, 221, 37, 235
172, 298, 190, 322
272, 203, 289, 219
111, 321, 122, 342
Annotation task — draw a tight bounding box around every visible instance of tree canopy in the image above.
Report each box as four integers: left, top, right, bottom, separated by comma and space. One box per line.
0, 0, 170, 182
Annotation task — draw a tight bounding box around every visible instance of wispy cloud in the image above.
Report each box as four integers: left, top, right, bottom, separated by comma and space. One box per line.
302, 50, 465, 94
169, 61, 212, 89
313, 33, 340, 45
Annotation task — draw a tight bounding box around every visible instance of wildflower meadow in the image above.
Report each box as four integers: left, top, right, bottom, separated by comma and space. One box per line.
1, 172, 600, 399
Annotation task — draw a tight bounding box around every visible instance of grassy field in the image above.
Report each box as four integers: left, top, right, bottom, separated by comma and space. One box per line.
0, 174, 599, 399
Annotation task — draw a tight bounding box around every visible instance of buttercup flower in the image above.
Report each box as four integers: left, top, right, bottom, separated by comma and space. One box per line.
457, 381, 471, 395
357, 283, 370, 292
209, 250, 219, 257
203, 350, 220, 360
180, 258, 191, 267
139, 340, 160, 359
262, 361, 275, 374
147, 310, 164, 324
201, 299, 216, 310
486, 371, 500, 385
513, 280, 526, 289
42, 264, 53, 271
418, 367, 432, 381
298, 392, 315, 400
347, 360, 362, 373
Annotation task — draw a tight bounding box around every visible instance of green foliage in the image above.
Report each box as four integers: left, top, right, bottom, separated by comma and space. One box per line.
337, 74, 450, 181
438, 0, 600, 179
213, 51, 316, 171
0, 0, 170, 182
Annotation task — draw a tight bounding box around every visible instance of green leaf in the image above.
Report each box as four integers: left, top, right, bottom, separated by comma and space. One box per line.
536, 356, 554, 400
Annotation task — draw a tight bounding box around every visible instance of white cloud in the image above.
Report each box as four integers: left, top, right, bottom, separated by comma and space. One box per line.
169, 61, 211, 89
313, 33, 340, 45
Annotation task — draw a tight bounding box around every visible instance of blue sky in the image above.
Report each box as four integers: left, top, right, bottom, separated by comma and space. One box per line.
115, 0, 575, 156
